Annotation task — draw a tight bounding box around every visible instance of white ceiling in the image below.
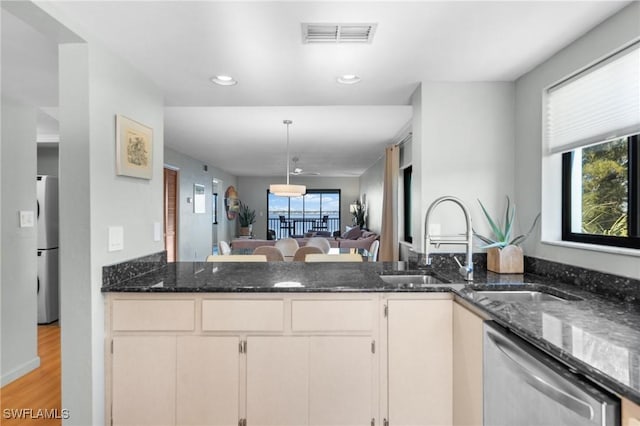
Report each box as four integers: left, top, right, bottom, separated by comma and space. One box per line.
4, 1, 631, 177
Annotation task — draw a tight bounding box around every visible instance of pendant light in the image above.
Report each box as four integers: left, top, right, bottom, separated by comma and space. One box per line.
269, 120, 306, 197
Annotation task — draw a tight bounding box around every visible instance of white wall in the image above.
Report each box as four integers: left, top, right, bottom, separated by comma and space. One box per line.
515, 2, 640, 278
237, 176, 360, 239
59, 37, 165, 425
414, 82, 516, 253
164, 147, 238, 260
1, 100, 39, 385
359, 155, 384, 234
410, 86, 424, 252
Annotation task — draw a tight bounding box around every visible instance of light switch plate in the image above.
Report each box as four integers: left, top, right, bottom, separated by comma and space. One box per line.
108, 226, 124, 252
19, 210, 35, 228
153, 222, 162, 242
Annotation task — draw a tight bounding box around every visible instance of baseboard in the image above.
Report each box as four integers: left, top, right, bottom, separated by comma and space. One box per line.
1, 356, 40, 387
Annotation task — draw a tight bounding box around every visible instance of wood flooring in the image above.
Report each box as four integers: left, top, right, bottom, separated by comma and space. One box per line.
0, 324, 61, 426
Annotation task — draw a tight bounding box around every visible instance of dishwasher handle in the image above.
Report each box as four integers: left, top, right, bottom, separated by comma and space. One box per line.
486, 331, 595, 421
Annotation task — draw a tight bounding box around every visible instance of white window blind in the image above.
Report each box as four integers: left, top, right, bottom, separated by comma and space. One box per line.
546, 42, 640, 154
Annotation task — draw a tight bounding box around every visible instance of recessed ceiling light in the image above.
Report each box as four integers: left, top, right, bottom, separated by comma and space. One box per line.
211, 75, 237, 86
337, 74, 361, 85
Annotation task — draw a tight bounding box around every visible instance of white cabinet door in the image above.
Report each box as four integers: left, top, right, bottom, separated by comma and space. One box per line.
452, 302, 484, 426
387, 299, 452, 426
246, 336, 309, 426
177, 336, 240, 426
309, 336, 374, 426
112, 336, 176, 426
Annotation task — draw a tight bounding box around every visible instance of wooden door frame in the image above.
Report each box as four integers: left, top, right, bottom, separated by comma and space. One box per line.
164, 166, 179, 262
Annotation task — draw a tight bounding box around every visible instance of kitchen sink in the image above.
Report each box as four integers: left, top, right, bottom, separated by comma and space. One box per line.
474, 290, 565, 302
471, 287, 580, 303
379, 274, 446, 288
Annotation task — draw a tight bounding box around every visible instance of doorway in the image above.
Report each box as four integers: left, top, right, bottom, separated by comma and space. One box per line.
212, 179, 222, 253
164, 167, 178, 262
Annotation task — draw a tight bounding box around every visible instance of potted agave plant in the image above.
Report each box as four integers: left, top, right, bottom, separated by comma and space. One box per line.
474, 197, 540, 274
237, 202, 256, 237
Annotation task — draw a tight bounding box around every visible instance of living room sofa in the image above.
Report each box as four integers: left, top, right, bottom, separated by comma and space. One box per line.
230, 226, 378, 251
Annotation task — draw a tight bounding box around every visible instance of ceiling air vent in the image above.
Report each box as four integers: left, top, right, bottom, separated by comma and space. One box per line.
302, 23, 377, 44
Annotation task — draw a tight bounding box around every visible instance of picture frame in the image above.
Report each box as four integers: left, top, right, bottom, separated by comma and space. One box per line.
194, 184, 206, 214
116, 114, 153, 179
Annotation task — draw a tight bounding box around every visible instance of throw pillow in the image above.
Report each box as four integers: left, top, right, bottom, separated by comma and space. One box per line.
342, 226, 362, 240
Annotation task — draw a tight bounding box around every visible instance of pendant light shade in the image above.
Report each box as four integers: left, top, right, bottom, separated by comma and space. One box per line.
269, 120, 306, 197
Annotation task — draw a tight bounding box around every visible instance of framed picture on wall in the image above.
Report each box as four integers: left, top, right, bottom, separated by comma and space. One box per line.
116, 114, 153, 179
194, 184, 206, 214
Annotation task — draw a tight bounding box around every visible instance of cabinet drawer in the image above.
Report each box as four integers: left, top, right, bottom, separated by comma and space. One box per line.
202, 300, 284, 331
112, 300, 195, 331
291, 300, 374, 331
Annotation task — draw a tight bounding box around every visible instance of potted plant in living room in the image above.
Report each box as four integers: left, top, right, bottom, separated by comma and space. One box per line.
238, 202, 256, 237
474, 197, 540, 274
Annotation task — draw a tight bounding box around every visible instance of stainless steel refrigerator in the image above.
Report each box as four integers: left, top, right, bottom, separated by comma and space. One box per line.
37, 175, 59, 324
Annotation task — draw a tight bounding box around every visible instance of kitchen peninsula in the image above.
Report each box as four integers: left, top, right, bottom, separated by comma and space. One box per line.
102, 253, 640, 426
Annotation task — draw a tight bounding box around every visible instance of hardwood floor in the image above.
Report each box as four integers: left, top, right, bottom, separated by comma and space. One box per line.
0, 324, 61, 426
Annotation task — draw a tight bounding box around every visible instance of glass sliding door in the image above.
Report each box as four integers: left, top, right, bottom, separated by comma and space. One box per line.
267, 190, 341, 239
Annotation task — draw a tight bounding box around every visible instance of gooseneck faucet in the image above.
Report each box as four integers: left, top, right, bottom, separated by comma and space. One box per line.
423, 196, 474, 281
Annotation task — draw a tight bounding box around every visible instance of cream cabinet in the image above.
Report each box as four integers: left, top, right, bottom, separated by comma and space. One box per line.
452, 301, 485, 426
246, 336, 309, 425
176, 336, 240, 426
386, 296, 453, 426
106, 294, 379, 426
246, 335, 375, 426
106, 293, 493, 426
111, 336, 241, 426
112, 336, 177, 426
623, 398, 640, 426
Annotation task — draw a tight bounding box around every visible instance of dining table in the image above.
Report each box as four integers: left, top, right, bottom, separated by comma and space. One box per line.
231, 247, 371, 261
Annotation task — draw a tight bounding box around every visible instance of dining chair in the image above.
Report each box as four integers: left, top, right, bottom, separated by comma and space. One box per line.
305, 253, 363, 262
368, 240, 380, 262
305, 237, 331, 254
275, 238, 299, 257
292, 246, 323, 262
205, 254, 267, 262
312, 215, 329, 230
253, 246, 285, 261
279, 215, 294, 237
218, 240, 231, 255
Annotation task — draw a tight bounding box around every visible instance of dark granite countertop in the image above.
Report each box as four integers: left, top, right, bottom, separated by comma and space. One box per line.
102, 257, 640, 405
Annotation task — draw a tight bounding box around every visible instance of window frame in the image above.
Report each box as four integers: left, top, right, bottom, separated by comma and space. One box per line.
212, 192, 218, 225
561, 134, 640, 249
266, 188, 342, 235
402, 166, 412, 243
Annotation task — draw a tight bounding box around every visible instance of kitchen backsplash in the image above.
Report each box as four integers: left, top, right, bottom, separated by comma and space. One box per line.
102, 251, 166, 287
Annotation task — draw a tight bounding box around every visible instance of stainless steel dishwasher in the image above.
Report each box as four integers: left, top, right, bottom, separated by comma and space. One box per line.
484, 322, 620, 426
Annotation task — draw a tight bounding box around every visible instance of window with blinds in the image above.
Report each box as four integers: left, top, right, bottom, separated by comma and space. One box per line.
546, 42, 640, 154
553, 42, 640, 248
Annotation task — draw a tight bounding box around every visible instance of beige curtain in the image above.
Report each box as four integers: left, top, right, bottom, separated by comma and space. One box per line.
379, 145, 399, 262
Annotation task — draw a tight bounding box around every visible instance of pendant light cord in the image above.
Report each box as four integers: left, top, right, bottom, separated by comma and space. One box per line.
284, 119, 292, 185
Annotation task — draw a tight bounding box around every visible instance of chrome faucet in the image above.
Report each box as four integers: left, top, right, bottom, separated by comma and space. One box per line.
423, 196, 474, 281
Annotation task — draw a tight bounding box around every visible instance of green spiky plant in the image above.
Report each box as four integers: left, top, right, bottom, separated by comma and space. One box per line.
474, 197, 540, 249
238, 202, 256, 227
